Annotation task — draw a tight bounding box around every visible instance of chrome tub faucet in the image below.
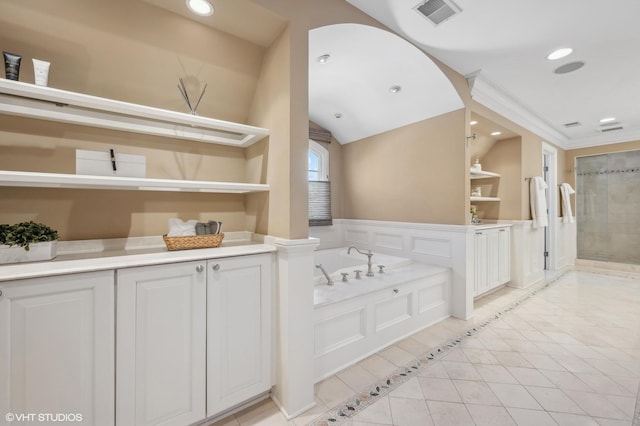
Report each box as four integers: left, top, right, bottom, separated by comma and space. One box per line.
347, 246, 374, 277
315, 264, 334, 286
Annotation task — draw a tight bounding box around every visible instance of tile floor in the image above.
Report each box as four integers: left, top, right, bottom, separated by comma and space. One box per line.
213, 268, 640, 426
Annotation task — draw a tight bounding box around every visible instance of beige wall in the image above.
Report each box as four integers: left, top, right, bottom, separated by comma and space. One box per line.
0, 0, 267, 240
341, 110, 467, 224
478, 137, 522, 220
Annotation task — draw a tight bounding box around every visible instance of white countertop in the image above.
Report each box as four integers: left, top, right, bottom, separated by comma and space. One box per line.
0, 238, 276, 282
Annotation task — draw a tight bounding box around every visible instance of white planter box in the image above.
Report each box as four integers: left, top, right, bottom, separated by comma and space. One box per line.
0, 241, 57, 264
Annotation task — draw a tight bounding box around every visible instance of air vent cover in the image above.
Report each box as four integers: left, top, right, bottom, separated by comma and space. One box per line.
415, 0, 461, 26
600, 126, 624, 133
563, 121, 581, 128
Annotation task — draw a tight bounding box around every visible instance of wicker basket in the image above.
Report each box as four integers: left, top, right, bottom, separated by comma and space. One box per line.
162, 233, 224, 251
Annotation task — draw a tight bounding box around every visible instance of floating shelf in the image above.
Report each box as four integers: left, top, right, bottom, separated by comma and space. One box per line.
0, 171, 269, 194
0, 79, 269, 147
470, 196, 501, 202
470, 169, 501, 179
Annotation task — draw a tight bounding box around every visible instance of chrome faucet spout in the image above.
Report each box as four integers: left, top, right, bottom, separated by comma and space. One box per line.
315, 264, 334, 286
347, 246, 374, 277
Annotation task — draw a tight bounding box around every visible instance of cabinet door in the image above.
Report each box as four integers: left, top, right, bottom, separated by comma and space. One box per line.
207, 254, 272, 416
498, 228, 511, 284
474, 232, 489, 296
0, 271, 114, 426
117, 261, 206, 426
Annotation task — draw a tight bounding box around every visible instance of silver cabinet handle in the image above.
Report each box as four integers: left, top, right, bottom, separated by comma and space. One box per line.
212, 264, 221, 271
196, 265, 204, 273
393, 289, 399, 294
0, 290, 2, 297
499, 229, 506, 232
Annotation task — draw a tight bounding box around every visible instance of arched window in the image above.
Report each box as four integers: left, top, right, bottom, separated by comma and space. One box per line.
308, 139, 332, 226
308, 139, 329, 181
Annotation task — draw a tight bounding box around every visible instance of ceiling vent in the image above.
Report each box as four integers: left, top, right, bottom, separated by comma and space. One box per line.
599, 126, 624, 133
563, 121, 581, 128
415, 0, 462, 26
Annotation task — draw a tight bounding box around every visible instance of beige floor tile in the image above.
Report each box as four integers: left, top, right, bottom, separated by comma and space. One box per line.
388, 396, 434, 426
539, 369, 593, 392
210, 415, 240, 426
396, 337, 431, 356
506, 366, 556, 387
548, 412, 600, 426
491, 351, 535, 368
487, 383, 542, 410
465, 404, 516, 426
474, 363, 519, 384
426, 401, 474, 426
520, 352, 567, 371
452, 380, 501, 406
291, 398, 328, 426
583, 357, 636, 378
460, 338, 486, 349
358, 354, 398, 380
535, 341, 575, 356
592, 418, 632, 426
461, 348, 500, 364
314, 376, 355, 407
418, 361, 449, 379
337, 364, 381, 393
575, 372, 634, 396
418, 377, 462, 403
441, 361, 482, 381
603, 394, 637, 419
562, 390, 628, 420
235, 399, 290, 426
440, 348, 469, 363
480, 338, 514, 352
506, 407, 557, 426
502, 339, 545, 354
524, 385, 584, 414
353, 396, 393, 425
378, 345, 417, 367
389, 377, 425, 400
551, 354, 600, 374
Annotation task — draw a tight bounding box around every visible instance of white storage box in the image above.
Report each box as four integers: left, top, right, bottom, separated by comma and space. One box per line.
0, 241, 57, 264
76, 149, 146, 178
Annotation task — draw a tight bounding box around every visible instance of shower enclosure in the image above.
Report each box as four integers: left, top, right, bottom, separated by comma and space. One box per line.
576, 150, 640, 264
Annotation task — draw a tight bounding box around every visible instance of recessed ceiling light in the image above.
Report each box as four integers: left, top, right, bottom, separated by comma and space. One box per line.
334, 113, 342, 119
470, 120, 478, 125
317, 54, 331, 64
491, 131, 502, 136
547, 47, 573, 60
186, 0, 214, 16
599, 117, 616, 123
389, 85, 402, 93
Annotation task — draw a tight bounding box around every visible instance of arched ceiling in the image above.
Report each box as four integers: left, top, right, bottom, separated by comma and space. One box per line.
309, 23, 464, 144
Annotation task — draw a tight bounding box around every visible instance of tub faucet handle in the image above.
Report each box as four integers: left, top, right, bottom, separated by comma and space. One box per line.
341, 272, 349, 282
354, 270, 363, 279
378, 265, 386, 273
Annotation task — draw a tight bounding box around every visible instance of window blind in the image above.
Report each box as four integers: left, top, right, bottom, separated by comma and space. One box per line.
308, 180, 332, 226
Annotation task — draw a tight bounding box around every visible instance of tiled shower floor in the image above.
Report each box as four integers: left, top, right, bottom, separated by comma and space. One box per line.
214, 268, 640, 426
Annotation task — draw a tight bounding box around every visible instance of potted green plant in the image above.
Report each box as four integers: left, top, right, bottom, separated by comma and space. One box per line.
0, 221, 59, 264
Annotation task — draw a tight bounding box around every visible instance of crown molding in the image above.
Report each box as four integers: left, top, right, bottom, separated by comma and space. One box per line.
562, 128, 640, 150
467, 72, 569, 148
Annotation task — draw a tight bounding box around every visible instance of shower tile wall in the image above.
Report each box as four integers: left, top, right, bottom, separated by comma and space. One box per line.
576, 150, 640, 264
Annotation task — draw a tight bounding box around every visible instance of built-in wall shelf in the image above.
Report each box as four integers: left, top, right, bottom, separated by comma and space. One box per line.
0, 79, 269, 147
470, 196, 501, 202
0, 170, 269, 194
470, 169, 501, 179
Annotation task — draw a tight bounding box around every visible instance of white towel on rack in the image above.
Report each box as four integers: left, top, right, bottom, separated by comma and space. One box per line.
560, 183, 576, 223
530, 176, 548, 229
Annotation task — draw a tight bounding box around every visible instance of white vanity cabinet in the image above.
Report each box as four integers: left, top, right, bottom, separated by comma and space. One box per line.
116, 261, 207, 426
0, 271, 115, 426
206, 254, 272, 416
474, 226, 511, 297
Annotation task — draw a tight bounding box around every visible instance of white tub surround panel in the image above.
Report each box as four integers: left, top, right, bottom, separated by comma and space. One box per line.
313, 219, 489, 320
265, 237, 319, 420
314, 265, 450, 381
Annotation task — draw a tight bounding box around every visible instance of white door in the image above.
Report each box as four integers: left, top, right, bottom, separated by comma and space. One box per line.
117, 261, 206, 426
0, 271, 115, 426
207, 254, 272, 416
487, 229, 500, 289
